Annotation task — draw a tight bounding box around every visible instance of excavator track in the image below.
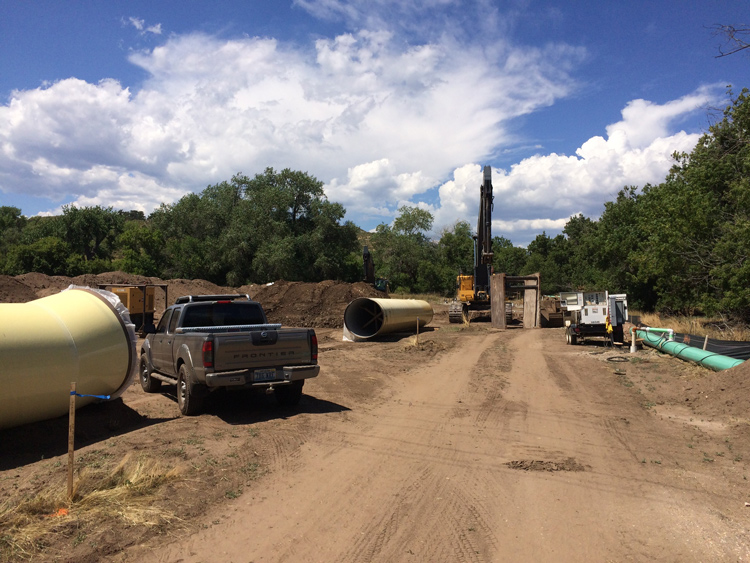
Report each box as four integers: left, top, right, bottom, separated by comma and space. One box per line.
448, 301, 467, 323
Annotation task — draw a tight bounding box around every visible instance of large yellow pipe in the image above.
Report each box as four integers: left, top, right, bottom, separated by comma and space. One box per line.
0, 287, 137, 430
343, 298, 433, 341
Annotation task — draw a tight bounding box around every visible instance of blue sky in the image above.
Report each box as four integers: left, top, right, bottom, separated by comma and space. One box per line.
0, 0, 747, 245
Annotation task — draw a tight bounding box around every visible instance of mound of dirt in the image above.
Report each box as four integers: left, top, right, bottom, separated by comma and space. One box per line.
240, 279, 386, 328
683, 360, 750, 421
0, 275, 38, 303
0, 272, 385, 328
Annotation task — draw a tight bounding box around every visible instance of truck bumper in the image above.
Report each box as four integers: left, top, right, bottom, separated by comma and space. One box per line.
204, 365, 320, 388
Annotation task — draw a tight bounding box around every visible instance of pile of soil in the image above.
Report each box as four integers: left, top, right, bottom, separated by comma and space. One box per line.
681, 359, 750, 421
0, 272, 385, 328
241, 279, 385, 328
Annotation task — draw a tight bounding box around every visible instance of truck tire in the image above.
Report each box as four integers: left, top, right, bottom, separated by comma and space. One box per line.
613, 325, 624, 344
275, 380, 304, 407
139, 355, 161, 393
566, 328, 578, 345
177, 364, 204, 416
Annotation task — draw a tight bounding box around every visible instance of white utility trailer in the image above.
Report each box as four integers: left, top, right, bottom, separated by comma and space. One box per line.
561, 291, 628, 345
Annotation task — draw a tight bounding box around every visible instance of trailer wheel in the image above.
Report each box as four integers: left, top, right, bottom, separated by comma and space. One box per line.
177, 364, 204, 416
275, 380, 304, 407
566, 328, 578, 345
139, 355, 161, 393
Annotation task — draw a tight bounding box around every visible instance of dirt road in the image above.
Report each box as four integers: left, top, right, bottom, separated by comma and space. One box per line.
3, 276, 749, 561
135, 327, 750, 562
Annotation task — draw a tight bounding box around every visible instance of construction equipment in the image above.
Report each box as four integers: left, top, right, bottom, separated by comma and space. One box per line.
362, 246, 389, 293
98, 283, 168, 335
449, 165, 494, 323
563, 291, 628, 345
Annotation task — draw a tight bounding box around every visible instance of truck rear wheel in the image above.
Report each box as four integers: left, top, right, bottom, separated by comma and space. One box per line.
177, 364, 204, 416
275, 380, 304, 407
139, 355, 161, 393
566, 328, 578, 345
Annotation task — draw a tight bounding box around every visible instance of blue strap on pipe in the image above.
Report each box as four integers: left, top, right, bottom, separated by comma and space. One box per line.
70, 391, 111, 400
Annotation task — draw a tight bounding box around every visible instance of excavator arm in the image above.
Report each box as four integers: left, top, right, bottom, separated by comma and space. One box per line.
449, 166, 494, 323
474, 165, 494, 298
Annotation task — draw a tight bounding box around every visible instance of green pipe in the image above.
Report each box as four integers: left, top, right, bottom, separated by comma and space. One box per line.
637, 330, 744, 371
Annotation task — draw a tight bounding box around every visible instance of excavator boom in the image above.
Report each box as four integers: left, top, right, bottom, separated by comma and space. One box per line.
449, 166, 494, 323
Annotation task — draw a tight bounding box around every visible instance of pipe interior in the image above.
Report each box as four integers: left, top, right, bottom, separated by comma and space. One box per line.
344, 299, 384, 338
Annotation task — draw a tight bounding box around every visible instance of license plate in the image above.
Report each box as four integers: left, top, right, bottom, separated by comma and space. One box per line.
253, 369, 276, 382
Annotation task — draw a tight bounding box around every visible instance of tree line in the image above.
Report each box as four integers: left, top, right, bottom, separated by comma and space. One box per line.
1, 90, 748, 320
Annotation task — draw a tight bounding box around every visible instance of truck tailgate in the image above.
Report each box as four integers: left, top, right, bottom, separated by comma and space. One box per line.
212, 329, 312, 371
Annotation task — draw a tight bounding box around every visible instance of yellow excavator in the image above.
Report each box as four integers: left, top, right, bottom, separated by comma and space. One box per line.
448, 165, 494, 323
363, 245, 389, 294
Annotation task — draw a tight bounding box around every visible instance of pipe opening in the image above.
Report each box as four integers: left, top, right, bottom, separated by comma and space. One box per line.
344, 298, 385, 338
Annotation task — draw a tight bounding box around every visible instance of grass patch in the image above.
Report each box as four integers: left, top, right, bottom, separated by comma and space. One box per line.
225, 487, 242, 499
389, 291, 447, 304
0, 454, 181, 562
616, 373, 634, 388
636, 311, 750, 341
240, 462, 261, 480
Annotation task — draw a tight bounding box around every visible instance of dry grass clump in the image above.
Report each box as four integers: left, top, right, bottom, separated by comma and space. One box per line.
637, 312, 750, 341
390, 291, 446, 304
0, 454, 181, 562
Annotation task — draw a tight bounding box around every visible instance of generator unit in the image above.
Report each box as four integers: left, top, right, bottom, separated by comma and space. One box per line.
562, 291, 628, 345
111, 286, 156, 333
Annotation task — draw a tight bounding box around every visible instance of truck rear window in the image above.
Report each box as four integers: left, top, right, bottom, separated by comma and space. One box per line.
181, 303, 266, 327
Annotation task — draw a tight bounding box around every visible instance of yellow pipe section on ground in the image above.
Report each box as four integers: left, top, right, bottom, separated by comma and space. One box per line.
343, 298, 434, 341
0, 287, 136, 430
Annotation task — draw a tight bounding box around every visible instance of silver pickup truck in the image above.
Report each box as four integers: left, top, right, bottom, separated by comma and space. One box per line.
139, 294, 319, 415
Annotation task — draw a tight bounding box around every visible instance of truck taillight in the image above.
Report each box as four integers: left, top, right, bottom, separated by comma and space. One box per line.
311, 332, 318, 361
202, 340, 214, 368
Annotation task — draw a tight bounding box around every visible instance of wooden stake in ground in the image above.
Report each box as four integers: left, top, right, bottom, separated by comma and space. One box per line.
416, 317, 420, 347
68, 382, 76, 501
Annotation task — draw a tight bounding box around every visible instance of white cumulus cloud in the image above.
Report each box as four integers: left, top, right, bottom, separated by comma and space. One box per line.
0, 4, 720, 248
0, 23, 580, 218
429, 87, 718, 244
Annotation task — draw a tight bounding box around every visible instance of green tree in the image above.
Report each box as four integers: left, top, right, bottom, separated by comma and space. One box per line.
3, 237, 70, 275
0, 206, 27, 262
151, 168, 359, 285
523, 232, 570, 294
492, 236, 527, 276
371, 206, 436, 292
60, 205, 125, 263
439, 221, 473, 274
592, 89, 750, 319
114, 221, 165, 276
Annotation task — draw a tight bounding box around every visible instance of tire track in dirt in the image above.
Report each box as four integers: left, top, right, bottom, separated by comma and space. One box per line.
332, 331, 503, 562
145, 330, 503, 563
342, 466, 435, 562
136, 327, 750, 562
439, 476, 500, 563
